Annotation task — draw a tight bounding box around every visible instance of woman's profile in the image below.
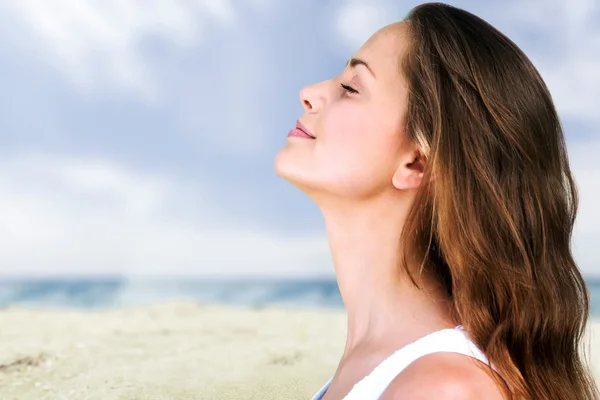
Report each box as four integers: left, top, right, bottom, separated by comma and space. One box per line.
274, 2, 598, 399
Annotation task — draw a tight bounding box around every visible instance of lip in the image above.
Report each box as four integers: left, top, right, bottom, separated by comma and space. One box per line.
295, 120, 316, 138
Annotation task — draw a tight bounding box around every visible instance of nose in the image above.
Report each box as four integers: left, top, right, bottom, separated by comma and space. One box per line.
299, 83, 325, 113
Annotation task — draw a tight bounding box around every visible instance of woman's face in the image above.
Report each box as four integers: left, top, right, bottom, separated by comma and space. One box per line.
275, 22, 417, 200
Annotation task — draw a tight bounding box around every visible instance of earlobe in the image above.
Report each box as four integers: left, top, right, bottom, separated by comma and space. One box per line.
392, 168, 423, 190
392, 155, 425, 190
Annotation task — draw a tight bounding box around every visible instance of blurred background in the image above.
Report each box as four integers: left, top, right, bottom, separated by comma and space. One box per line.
0, 0, 598, 312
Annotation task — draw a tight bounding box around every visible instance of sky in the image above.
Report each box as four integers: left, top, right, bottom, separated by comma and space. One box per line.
0, 0, 598, 278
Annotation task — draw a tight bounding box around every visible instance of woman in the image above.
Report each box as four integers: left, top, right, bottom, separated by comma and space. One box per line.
274, 2, 598, 399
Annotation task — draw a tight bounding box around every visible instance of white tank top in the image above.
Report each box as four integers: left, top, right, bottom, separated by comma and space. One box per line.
311, 325, 501, 400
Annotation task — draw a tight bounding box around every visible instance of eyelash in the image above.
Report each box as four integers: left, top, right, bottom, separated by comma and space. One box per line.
340, 83, 359, 95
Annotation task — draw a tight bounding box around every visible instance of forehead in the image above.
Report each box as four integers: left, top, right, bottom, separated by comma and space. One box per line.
353, 22, 408, 89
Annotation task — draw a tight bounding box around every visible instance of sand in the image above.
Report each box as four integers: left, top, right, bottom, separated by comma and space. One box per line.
0, 301, 598, 400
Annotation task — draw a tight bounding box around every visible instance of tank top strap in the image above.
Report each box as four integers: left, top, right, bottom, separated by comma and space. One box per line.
342, 325, 498, 399
311, 377, 333, 400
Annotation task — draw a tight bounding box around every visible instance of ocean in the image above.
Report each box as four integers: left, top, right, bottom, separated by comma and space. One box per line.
1, 277, 600, 317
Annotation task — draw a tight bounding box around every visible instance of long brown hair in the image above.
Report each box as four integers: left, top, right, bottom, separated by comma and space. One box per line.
398, 3, 598, 399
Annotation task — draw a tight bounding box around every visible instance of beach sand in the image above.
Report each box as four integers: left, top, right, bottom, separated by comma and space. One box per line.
0, 301, 598, 400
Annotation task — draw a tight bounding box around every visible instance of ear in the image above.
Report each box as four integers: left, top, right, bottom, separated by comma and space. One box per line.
392, 150, 426, 190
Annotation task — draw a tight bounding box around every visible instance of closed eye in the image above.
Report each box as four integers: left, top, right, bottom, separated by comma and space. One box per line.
341, 83, 359, 95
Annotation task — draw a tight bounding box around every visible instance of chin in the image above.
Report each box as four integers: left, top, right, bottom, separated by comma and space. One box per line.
274, 151, 319, 193
273, 147, 292, 178
274, 157, 307, 186
274, 145, 304, 175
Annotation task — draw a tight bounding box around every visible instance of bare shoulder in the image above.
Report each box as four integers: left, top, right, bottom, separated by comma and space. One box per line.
379, 352, 510, 400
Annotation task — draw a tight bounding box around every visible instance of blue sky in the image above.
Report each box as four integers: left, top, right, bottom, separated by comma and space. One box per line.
0, 0, 598, 278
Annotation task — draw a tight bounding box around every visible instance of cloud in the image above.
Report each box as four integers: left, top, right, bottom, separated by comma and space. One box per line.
332, 2, 396, 51
331, 0, 411, 52
0, 0, 239, 102
0, 154, 331, 277
0, 0, 288, 156
0, 0, 596, 279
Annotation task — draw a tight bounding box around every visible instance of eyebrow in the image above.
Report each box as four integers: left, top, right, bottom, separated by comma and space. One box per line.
346, 57, 376, 78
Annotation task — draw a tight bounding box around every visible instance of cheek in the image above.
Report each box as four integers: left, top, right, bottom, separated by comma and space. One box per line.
316, 108, 400, 195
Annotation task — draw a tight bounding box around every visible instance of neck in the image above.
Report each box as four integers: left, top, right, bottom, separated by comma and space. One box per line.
320, 195, 455, 356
